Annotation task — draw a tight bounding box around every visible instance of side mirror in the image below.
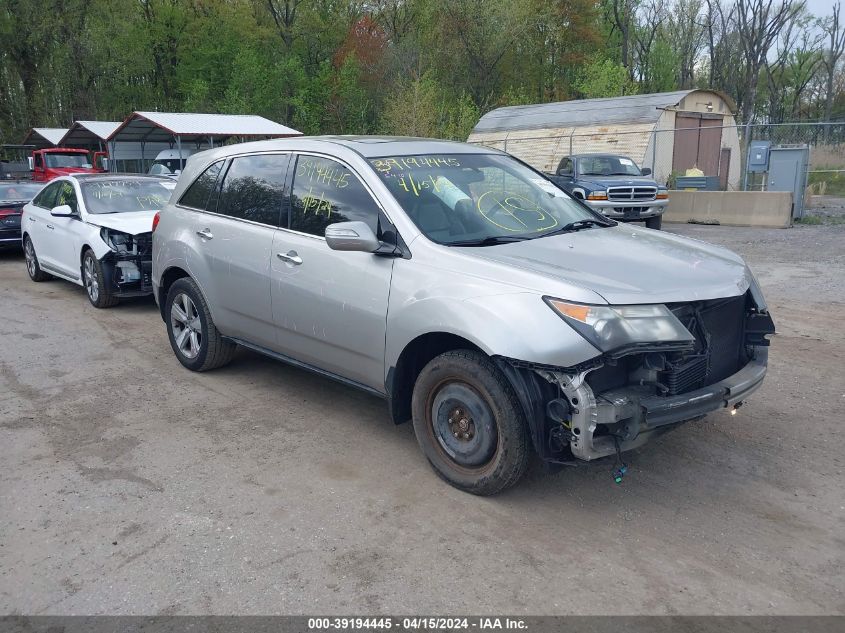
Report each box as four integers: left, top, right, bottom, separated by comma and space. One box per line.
641, 167, 652, 176
558, 169, 571, 176
325, 221, 380, 253
27, 157, 34, 171
50, 204, 74, 217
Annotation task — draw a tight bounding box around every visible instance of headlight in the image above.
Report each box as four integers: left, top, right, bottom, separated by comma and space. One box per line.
586, 191, 608, 201
100, 227, 131, 252
544, 298, 694, 353
656, 188, 669, 200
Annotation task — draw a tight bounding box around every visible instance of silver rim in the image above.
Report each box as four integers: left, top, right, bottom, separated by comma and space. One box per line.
24, 239, 37, 277
170, 293, 202, 359
83, 256, 99, 302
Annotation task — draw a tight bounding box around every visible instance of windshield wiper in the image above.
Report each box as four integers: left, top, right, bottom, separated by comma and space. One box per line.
449, 235, 530, 247
541, 219, 614, 237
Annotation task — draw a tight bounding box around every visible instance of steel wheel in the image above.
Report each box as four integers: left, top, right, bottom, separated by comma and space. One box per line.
24, 239, 37, 277
428, 380, 499, 469
170, 292, 202, 359
83, 256, 100, 302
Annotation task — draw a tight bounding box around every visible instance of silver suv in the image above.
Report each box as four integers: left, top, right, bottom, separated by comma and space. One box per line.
152, 137, 775, 495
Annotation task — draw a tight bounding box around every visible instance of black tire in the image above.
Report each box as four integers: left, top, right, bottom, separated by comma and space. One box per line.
411, 350, 530, 496
82, 249, 119, 308
645, 214, 663, 230
165, 277, 236, 371
23, 235, 52, 282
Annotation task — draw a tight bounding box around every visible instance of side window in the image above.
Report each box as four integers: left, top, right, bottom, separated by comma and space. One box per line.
33, 181, 60, 209
34, 153, 43, 169
178, 160, 222, 210
216, 154, 289, 226
55, 181, 79, 214
558, 158, 573, 175
290, 155, 380, 237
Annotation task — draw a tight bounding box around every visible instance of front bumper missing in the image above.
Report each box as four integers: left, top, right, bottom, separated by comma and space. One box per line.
497, 347, 768, 464
102, 253, 153, 297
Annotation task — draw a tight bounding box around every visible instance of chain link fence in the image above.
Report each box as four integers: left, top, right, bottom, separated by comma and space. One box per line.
469, 122, 845, 205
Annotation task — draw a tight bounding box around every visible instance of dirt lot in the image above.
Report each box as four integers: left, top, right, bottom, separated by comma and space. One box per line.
0, 222, 843, 615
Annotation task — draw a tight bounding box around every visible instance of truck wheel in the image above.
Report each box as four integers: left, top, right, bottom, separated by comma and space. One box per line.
82, 250, 119, 308
411, 350, 530, 496
24, 236, 52, 282
645, 215, 663, 230
165, 277, 236, 371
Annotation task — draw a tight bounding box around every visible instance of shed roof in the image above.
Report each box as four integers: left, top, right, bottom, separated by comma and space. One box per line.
60, 121, 121, 146
472, 90, 732, 134
21, 127, 70, 148
108, 112, 301, 143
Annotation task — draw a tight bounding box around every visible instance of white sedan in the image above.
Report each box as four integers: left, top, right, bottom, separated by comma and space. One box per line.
21, 174, 176, 308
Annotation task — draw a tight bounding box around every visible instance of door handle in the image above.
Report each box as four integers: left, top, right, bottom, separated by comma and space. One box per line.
46, 224, 54, 230
276, 251, 302, 265
196, 229, 213, 240
28, 217, 35, 222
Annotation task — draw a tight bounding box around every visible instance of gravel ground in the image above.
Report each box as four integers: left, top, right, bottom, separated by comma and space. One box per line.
0, 221, 843, 615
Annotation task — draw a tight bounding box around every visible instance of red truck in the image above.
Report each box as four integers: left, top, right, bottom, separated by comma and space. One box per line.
27, 147, 108, 182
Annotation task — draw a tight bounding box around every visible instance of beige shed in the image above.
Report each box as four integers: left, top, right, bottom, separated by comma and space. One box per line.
468, 90, 741, 190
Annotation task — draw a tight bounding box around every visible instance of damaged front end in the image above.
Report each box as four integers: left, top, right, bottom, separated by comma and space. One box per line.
99, 228, 154, 297
496, 291, 775, 466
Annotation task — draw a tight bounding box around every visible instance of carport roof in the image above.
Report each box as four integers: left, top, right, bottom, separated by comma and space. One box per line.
21, 127, 70, 148
60, 121, 121, 146
472, 90, 726, 134
108, 112, 301, 143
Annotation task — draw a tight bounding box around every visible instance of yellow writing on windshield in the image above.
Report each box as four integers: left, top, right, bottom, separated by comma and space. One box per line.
372, 156, 461, 174
297, 159, 349, 189
477, 191, 559, 233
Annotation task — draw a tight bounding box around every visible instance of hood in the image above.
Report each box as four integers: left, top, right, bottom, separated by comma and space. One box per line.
579, 175, 660, 189
461, 225, 751, 305
85, 210, 157, 235
46, 167, 98, 177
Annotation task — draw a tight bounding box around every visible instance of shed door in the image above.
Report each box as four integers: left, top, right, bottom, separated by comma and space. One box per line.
672, 114, 724, 176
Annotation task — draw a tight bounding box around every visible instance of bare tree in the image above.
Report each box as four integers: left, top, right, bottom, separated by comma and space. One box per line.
265, 0, 306, 50
820, 2, 845, 122
608, 0, 639, 79
668, 0, 706, 88
735, 0, 805, 126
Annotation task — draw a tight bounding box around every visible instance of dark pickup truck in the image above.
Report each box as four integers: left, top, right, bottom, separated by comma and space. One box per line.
545, 153, 668, 229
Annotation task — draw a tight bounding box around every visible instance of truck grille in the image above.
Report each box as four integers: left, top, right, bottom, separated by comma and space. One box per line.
607, 186, 657, 202
663, 294, 748, 395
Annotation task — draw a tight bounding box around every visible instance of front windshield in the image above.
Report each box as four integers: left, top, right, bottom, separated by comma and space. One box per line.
45, 153, 92, 169
0, 183, 43, 202
369, 153, 603, 245
81, 179, 176, 214
578, 155, 641, 177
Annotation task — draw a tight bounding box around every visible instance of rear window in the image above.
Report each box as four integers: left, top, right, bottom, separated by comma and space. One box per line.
0, 183, 43, 202
178, 161, 223, 210
81, 179, 176, 214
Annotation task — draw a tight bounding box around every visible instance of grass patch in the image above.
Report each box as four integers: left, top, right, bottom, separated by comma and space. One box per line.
795, 214, 845, 225
808, 168, 845, 196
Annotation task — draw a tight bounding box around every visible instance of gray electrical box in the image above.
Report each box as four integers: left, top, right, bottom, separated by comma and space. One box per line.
767, 146, 809, 219
747, 141, 771, 173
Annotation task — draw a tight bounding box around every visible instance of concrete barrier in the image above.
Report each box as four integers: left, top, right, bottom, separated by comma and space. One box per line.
663, 190, 793, 228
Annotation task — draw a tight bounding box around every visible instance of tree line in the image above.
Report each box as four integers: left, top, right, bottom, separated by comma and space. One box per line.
1, 0, 843, 145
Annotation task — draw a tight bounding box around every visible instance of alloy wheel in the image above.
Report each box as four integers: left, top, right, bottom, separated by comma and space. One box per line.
170, 292, 202, 359
24, 240, 37, 277
83, 256, 99, 302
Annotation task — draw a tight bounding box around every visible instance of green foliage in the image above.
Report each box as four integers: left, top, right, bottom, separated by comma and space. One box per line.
0, 0, 838, 144
575, 57, 636, 99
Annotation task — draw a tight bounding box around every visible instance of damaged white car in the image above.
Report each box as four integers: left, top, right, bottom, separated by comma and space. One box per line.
21, 175, 174, 307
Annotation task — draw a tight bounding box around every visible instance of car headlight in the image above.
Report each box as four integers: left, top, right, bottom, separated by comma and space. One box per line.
544, 298, 694, 353
100, 227, 131, 252
586, 191, 608, 201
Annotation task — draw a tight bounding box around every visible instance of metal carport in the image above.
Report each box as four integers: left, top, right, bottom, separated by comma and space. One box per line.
107, 112, 302, 172
59, 121, 121, 151
20, 128, 69, 148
